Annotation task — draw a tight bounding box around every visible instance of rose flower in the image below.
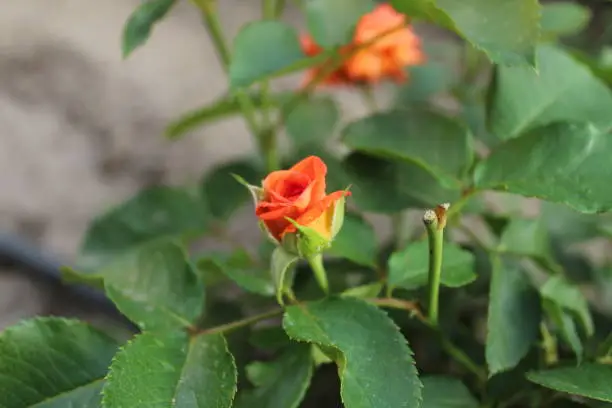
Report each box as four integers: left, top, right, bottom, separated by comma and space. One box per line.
254, 156, 349, 254
300, 3, 425, 87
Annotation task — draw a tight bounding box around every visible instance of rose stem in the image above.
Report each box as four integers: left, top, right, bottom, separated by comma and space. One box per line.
308, 254, 330, 295
424, 204, 448, 326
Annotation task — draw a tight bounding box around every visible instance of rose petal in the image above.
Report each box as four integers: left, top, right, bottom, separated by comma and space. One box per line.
263, 170, 310, 204
290, 156, 327, 202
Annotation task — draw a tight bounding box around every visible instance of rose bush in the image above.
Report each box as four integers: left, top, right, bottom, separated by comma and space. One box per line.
2, 0, 612, 407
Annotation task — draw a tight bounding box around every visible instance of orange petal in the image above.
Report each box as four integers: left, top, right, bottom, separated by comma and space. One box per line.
290, 156, 327, 202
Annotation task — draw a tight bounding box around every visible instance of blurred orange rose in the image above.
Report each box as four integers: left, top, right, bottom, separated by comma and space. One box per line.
300, 3, 424, 86
255, 156, 350, 242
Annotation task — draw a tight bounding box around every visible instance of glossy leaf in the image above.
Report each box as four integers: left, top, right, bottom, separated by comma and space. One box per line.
305, 0, 375, 48
388, 240, 477, 290
440, 0, 540, 66
488, 45, 612, 140
196, 249, 274, 296
102, 239, 205, 331
421, 376, 478, 408
527, 364, 612, 402
166, 92, 292, 140
201, 160, 263, 220
122, 0, 175, 58
103, 331, 237, 407
343, 153, 460, 214
486, 257, 541, 375
284, 97, 340, 148
392, 0, 540, 66
329, 213, 378, 267
283, 297, 421, 408
540, 2, 591, 37
229, 21, 305, 88
0, 317, 118, 408
235, 345, 313, 408
474, 122, 612, 214
271, 247, 300, 305
342, 108, 473, 188
79, 186, 209, 271
540, 275, 594, 336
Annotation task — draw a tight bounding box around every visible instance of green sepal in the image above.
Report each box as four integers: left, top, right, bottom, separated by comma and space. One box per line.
330, 192, 348, 238
285, 218, 331, 259
232, 173, 264, 208
271, 246, 299, 305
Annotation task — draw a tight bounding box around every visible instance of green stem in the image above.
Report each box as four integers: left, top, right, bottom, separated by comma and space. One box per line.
424, 208, 445, 325
260, 127, 279, 172
308, 254, 330, 295
440, 336, 487, 382
193, 0, 266, 162
196, 308, 283, 336
263, 0, 277, 18
446, 189, 477, 221
258, 0, 283, 172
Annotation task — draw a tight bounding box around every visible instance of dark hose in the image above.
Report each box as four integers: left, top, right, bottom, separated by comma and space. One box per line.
0, 232, 128, 323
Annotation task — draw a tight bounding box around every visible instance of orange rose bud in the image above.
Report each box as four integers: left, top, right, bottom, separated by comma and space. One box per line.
300, 3, 424, 87
254, 156, 350, 257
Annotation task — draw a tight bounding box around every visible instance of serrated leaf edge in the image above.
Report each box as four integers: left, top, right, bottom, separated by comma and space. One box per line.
281, 298, 423, 408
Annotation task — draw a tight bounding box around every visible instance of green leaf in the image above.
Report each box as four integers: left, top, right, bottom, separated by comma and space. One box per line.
102, 239, 205, 331
392, 0, 540, 66
541, 276, 594, 336
229, 21, 305, 88
498, 218, 563, 274
284, 97, 340, 148
343, 152, 460, 213
421, 376, 479, 408
103, 331, 237, 407
541, 2, 591, 37
488, 45, 612, 140
0, 317, 118, 408
122, 0, 175, 58
388, 240, 477, 290
389, 0, 456, 28
475, 122, 612, 214
196, 249, 275, 296
79, 186, 209, 271
544, 300, 583, 361
201, 160, 263, 221
329, 213, 378, 267
305, 0, 375, 48
342, 108, 473, 188
438, 0, 540, 66
271, 247, 300, 304
527, 364, 612, 402
486, 256, 541, 375
340, 282, 384, 299
283, 297, 422, 407
394, 40, 461, 104
499, 218, 550, 258
235, 345, 313, 408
